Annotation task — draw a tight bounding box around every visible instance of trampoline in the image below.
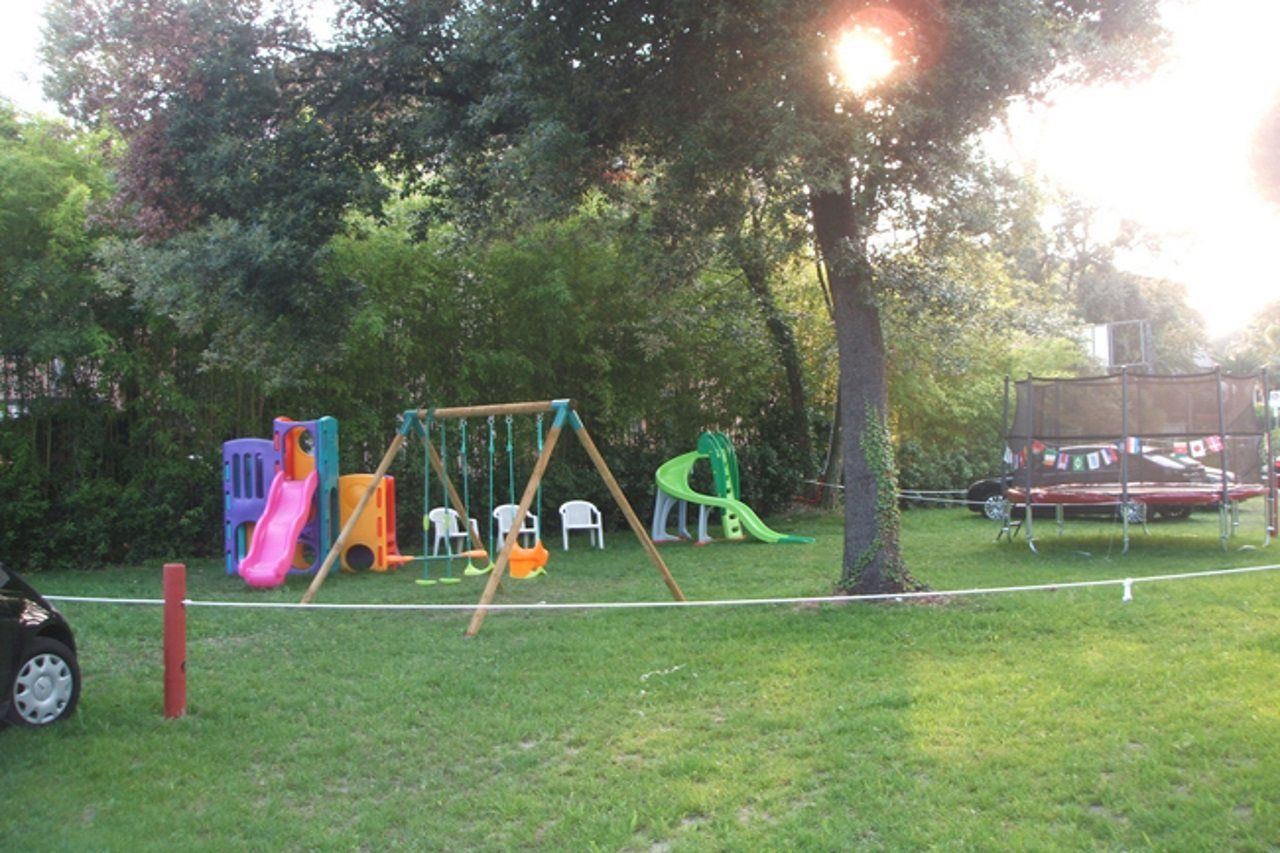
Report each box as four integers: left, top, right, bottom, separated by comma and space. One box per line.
996, 369, 1277, 552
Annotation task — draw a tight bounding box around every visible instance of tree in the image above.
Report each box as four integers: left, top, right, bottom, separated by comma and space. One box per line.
314, 1, 1162, 593
43, 0, 382, 386
1016, 197, 1206, 370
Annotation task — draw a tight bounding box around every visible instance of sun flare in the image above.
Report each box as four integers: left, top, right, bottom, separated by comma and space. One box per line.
834, 26, 898, 93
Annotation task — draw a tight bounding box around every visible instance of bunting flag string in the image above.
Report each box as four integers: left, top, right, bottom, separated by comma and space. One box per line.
1006, 435, 1229, 471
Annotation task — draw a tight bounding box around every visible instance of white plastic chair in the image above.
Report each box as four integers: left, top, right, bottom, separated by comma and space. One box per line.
559, 500, 604, 550
493, 503, 540, 547
428, 507, 480, 555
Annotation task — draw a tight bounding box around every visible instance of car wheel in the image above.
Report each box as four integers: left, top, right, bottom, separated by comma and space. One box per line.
7, 638, 81, 727
966, 480, 1003, 514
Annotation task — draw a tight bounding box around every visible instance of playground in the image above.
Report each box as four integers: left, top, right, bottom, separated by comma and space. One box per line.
6, 506, 1278, 848
221, 402, 812, 635
6, 2, 1280, 847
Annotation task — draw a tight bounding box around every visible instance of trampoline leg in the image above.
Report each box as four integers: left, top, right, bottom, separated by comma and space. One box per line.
1263, 495, 1274, 548
1055, 504, 1065, 537
1122, 506, 1130, 554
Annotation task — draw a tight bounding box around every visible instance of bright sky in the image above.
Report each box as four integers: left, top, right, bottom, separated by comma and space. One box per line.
2, 0, 1276, 338
996, 0, 1280, 338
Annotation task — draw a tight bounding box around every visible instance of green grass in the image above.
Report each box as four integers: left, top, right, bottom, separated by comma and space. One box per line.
3, 506, 1278, 849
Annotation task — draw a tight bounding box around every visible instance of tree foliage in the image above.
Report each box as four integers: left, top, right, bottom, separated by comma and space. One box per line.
43, 0, 383, 383
300, 0, 1164, 593
3, 1, 1178, 578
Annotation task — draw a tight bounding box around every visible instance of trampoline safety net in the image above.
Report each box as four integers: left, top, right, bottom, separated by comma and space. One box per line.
1006, 371, 1273, 489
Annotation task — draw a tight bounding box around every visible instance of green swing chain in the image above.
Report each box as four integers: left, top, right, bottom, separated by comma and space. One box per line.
487, 416, 497, 557
439, 420, 455, 580
535, 413, 544, 540
459, 419, 470, 544
503, 415, 529, 545
457, 419, 490, 576
505, 415, 516, 506
420, 414, 434, 583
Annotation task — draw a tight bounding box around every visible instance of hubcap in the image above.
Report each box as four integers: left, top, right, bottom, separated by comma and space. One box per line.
983, 494, 1010, 521
13, 653, 74, 725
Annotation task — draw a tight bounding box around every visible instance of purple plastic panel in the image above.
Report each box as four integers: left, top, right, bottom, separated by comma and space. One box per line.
223, 438, 276, 575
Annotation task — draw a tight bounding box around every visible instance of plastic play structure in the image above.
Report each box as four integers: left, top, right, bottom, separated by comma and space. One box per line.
224, 416, 408, 589
998, 369, 1277, 552
651, 431, 813, 545
300, 399, 687, 637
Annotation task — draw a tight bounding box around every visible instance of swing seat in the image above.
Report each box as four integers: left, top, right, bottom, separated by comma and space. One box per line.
509, 540, 549, 579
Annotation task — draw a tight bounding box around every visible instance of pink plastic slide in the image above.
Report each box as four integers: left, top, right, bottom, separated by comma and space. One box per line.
239, 470, 319, 589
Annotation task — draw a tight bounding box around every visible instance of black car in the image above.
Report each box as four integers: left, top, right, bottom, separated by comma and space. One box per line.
966, 445, 1208, 521
1, 563, 81, 727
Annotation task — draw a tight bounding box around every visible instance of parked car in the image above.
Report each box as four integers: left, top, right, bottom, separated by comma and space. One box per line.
1, 563, 81, 727
966, 445, 1209, 521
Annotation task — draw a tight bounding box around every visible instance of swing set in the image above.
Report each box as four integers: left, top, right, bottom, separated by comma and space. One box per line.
301, 399, 685, 636
414, 413, 551, 585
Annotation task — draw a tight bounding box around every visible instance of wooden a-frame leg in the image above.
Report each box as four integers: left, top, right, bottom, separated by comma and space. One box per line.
573, 423, 685, 602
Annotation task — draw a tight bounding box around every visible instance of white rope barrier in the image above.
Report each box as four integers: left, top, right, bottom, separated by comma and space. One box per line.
898, 494, 976, 507
45, 562, 1280, 613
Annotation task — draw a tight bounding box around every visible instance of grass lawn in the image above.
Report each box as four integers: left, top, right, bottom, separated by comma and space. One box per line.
3, 504, 1278, 849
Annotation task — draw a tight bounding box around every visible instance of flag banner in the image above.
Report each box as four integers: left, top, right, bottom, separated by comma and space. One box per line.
1100, 448, 1116, 465
1043, 449, 1059, 467
1004, 446, 1014, 465
1205, 434, 1224, 452
1032, 440, 1046, 454
1071, 455, 1086, 473
1057, 453, 1071, 471
1125, 436, 1142, 454
1173, 441, 1189, 456
1190, 439, 1206, 458
1087, 451, 1102, 470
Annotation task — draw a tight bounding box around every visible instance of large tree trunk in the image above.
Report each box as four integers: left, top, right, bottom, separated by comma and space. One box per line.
809, 185, 916, 595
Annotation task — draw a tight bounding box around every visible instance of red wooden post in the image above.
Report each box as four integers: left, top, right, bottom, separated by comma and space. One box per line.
163, 562, 187, 719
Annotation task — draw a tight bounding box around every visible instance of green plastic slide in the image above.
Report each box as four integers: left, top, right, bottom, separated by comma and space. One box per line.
655, 450, 814, 544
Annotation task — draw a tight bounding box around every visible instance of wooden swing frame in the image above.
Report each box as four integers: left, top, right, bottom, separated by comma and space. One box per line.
301, 399, 685, 636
